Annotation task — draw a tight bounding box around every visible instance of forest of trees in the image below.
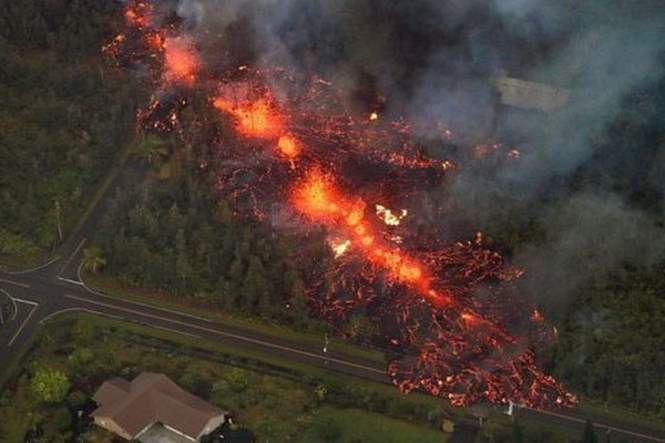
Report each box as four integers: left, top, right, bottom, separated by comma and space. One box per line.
544, 79, 665, 418
96, 176, 314, 329
549, 269, 665, 418
0, 0, 139, 257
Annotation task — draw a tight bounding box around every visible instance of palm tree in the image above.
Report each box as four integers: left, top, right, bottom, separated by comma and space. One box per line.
82, 246, 107, 274
130, 135, 169, 169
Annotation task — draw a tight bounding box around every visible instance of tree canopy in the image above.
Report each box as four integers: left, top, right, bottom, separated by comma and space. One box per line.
31, 367, 70, 404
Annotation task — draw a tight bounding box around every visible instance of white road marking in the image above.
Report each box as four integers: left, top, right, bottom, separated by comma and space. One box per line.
57, 276, 85, 286
58, 238, 87, 277
0, 279, 31, 289
40, 308, 199, 339
65, 293, 384, 375
78, 278, 214, 323
11, 297, 38, 306
38, 307, 123, 324
138, 322, 201, 339
0, 288, 18, 322
3, 255, 61, 275
8, 301, 38, 347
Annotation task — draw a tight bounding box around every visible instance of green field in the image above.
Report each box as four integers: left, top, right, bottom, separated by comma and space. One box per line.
299, 408, 449, 443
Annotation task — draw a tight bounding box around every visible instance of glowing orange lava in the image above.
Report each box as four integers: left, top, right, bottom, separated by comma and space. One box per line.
277, 134, 301, 159
124, 3, 152, 29
213, 96, 284, 139
292, 169, 442, 301
292, 170, 341, 218
163, 37, 199, 86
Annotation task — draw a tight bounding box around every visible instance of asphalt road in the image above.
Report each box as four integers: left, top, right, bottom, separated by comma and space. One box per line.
1, 162, 664, 442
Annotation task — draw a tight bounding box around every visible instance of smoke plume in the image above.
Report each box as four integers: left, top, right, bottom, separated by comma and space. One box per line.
172, 0, 665, 313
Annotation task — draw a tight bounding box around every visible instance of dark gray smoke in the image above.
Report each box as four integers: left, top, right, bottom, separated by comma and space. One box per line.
175, 0, 665, 312
514, 192, 665, 315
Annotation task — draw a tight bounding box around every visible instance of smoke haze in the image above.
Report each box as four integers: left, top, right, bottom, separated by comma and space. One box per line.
173, 0, 665, 314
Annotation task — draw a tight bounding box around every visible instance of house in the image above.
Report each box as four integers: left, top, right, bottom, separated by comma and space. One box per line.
495, 76, 570, 113
91, 372, 226, 443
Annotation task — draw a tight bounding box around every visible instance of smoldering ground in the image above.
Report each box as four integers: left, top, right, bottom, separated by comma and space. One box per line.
170, 0, 665, 314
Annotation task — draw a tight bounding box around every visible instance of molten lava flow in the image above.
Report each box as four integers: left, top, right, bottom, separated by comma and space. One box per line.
213, 96, 284, 139
277, 134, 301, 159
163, 37, 199, 86
105, 0, 577, 410
329, 238, 352, 258
292, 169, 439, 301
292, 169, 341, 219
124, 1, 153, 29
376, 204, 407, 226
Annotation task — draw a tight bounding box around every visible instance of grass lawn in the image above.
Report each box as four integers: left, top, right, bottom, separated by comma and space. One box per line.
299, 407, 450, 443
0, 253, 52, 271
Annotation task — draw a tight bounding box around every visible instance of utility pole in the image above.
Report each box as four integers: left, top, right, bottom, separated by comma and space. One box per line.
54, 200, 63, 242
323, 333, 329, 365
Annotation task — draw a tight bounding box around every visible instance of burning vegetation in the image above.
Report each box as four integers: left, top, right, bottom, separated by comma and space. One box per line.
105, 0, 576, 409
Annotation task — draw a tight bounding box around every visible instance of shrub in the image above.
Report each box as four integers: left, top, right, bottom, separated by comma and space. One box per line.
31, 368, 70, 403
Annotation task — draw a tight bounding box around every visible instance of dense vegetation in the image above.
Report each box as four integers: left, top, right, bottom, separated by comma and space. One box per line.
543, 79, 665, 419
96, 176, 315, 329
550, 270, 665, 418
0, 0, 138, 258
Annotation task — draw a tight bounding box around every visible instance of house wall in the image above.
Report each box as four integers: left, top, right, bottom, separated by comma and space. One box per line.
198, 414, 226, 439
163, 424, 197, 442
94, 416, 133, 440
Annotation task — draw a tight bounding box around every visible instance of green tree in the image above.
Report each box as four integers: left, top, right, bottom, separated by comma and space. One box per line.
512, 419, 524, 443
67, 390, 88, 409
347, 311, 377, 345
313, 416, 342, 441
581, 420, 598, 443
242, 256, 270, 312
44, 406, 72, 434
129, 135, 168, 169
175, 228, 193, 293
82, 246, 107, 273
31, 367, 70, 403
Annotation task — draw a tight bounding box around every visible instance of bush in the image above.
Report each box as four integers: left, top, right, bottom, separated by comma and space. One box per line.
31, 367, 70, 403
226, 368, 250, 393
49, 407, 72, 432
67, 348, 94, 370
67, 391, 88, 410
313, 416, 342, 441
